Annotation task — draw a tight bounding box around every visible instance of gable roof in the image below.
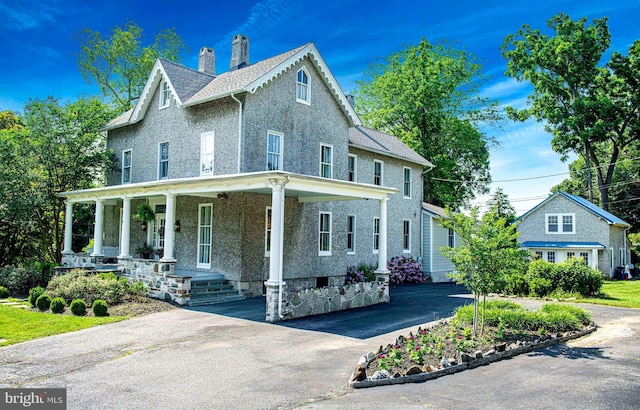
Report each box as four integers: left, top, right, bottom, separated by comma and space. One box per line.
103, 42, 361, 131
422, 202, 447, 218
349, 126, 433, 167
515, 191, 630, 228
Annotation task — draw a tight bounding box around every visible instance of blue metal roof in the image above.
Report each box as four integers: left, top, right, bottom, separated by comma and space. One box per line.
514, 191, 630, 227
520, 241, 605, 249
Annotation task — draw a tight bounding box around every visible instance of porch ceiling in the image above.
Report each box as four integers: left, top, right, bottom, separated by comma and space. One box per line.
60, 171, 397, 203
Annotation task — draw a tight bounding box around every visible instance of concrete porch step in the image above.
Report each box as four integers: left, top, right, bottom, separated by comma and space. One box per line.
188, 293, 245, 306
190, 281, 235, 292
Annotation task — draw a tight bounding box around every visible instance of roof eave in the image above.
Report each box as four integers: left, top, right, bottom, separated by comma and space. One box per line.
349, 143, 432, 167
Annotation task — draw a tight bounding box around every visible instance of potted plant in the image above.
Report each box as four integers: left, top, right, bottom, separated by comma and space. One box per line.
135, 243, 154, 259
155, 248, 164, 259
134, 203, 156, 231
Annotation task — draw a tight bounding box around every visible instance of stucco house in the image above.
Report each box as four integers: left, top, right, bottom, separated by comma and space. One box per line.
515, 191, 631, 277
59, 35, 433, 321
421, 203, 459, 283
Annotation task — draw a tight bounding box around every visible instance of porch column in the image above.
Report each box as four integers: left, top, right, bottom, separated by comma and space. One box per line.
91, 198, 104, 257
118, 196, 132, 259
62, 201, 74, 255
375, 197, 389, 275
266, 181, 284, 286
592, 248, 599, 270
161, 193, 177, 262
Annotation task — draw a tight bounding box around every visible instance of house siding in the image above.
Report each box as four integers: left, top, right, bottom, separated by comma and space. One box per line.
421, 212, 457, 283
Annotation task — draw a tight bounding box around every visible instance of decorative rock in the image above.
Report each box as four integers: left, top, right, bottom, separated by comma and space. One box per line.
376, 345, 384, 354
405, 366, 423, 376
475, 350, 483, 359
357, 356, 367, 365
422, 364, 433, 372
485, 349, 495, 356
495, 343, 506, 352
371, 370, 390, 380
448, 358, 457, 365
366, 352, 375, 362
460, 353, 474, 363
351, 365, 367, 382
392, 372, 402, 378
440, 357, 451, 368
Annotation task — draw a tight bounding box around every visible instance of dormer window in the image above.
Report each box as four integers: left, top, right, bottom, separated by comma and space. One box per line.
160, 81, 170, 108
296, 68, 310, 104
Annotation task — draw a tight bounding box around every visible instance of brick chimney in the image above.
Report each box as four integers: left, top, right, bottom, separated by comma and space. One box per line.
229, 34, 249, 71
198, 47, 215, 75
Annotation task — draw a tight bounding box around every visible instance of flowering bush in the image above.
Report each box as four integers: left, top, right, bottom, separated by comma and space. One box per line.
344, 263, 377, 285
388, 256, 424, 284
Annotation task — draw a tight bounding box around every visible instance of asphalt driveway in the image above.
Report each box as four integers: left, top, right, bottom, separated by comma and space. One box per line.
1, 283, 639, 409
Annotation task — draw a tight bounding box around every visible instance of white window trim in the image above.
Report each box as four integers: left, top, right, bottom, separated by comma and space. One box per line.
403, 167, 412, 199
545, 213, 575, 234
448, 227, 455, 248
319, 211, 332, 256
348, 154, 357, 182
374, 160, 384, 186
403, 219, 411, 253
197, 203, 213, 269
296, 67, 310, 105
122, 149, 132, 184
373, 217, 380, 254
347, 214, 356, 255
200, 131, 215, 175
320, 143, 333, 179
159, 81, 171, 109
265, 206, 272, 257
266, 130, 283, 171
158, 141, 169, 180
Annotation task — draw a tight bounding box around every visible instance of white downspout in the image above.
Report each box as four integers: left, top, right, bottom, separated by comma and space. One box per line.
231, 93, 243, 173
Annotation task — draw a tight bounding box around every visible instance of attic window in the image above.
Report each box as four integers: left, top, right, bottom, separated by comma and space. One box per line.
160, 81, 170, 109
545, 213, 575, 234
296, 68, 310, 104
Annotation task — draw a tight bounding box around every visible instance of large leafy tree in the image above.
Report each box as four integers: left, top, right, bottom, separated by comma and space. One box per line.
18, 97, 115, 263
440, 208, 528, 335
502, 13, 640, 211
76, 21, 187, 113
355, 39, 499, 209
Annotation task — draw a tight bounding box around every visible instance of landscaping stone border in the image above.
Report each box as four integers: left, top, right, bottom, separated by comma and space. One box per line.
349, 324, 597, 388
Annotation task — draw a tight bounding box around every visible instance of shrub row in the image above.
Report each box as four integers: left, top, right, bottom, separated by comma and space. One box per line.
455, 300, 591, 332
29, 288, 108, 316
45, 270, 146, 306
0, 263, 54, 295
498, 258, 603, 297
344, 256, 426, 285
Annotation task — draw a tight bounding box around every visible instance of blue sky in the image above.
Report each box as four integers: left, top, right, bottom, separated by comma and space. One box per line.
1, 0, 638, 214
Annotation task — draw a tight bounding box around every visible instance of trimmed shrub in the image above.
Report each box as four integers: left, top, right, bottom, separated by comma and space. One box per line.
92, 299, 108, 317
0, 266, 49, 295
388, 256, 424, 284
28, 286, 46, 307
0, 286, 9, 298
499, 272, 529, 296
50, 297, 66, 314
556, 258, 603, 297
36, 294, 51, 311
70, 299, 87, 316
46, 269, 146, 306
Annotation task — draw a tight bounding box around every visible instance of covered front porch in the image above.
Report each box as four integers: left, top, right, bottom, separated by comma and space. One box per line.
60, 171, 396, 321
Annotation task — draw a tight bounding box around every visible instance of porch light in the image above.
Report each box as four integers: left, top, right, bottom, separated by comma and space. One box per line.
217, 192, 228, 200
174, 220, 181, 232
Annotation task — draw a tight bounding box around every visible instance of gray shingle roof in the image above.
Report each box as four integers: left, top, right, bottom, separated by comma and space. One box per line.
422, 202, 447, 217
159, 59, 215, 102
185, 44, 309, 104
349, 126, 433, 167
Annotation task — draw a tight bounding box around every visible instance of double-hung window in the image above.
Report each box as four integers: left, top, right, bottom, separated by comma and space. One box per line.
197, 204, 213, 268
158, 142, 169, 180
547, 251, 556, 263
201, 132, 214, 175
403, 167, 411, 198
347, 215, 356, 254
546, 213, 575, 234
403, 220, 411, 252
319, 212, 331, 256
265, 207, 272, 256
160, 81, 170, 108
374, 160, 383, 186
320, 144, 333, 178
348, 154, 357, 182
296, 68, 309, 104
448, 228, 455, 248
580, 252, 589, 264
122, 149, 132, 184
267, 131, 282, 171
373, 217, 380, 253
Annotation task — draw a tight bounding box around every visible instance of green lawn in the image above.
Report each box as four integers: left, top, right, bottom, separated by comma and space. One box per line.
576, 280, 640, 309
0, 304, 126, 346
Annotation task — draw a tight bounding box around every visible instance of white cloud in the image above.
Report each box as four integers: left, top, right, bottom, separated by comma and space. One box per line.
0, 1, 58, 31
480, 78, 530, 99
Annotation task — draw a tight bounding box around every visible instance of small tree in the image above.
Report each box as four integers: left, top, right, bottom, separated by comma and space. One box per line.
440, 208, 529, 335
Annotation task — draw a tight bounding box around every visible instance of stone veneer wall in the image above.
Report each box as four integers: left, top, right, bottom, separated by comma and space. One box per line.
119, 259, 190, 306
265, 279, 389, 322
